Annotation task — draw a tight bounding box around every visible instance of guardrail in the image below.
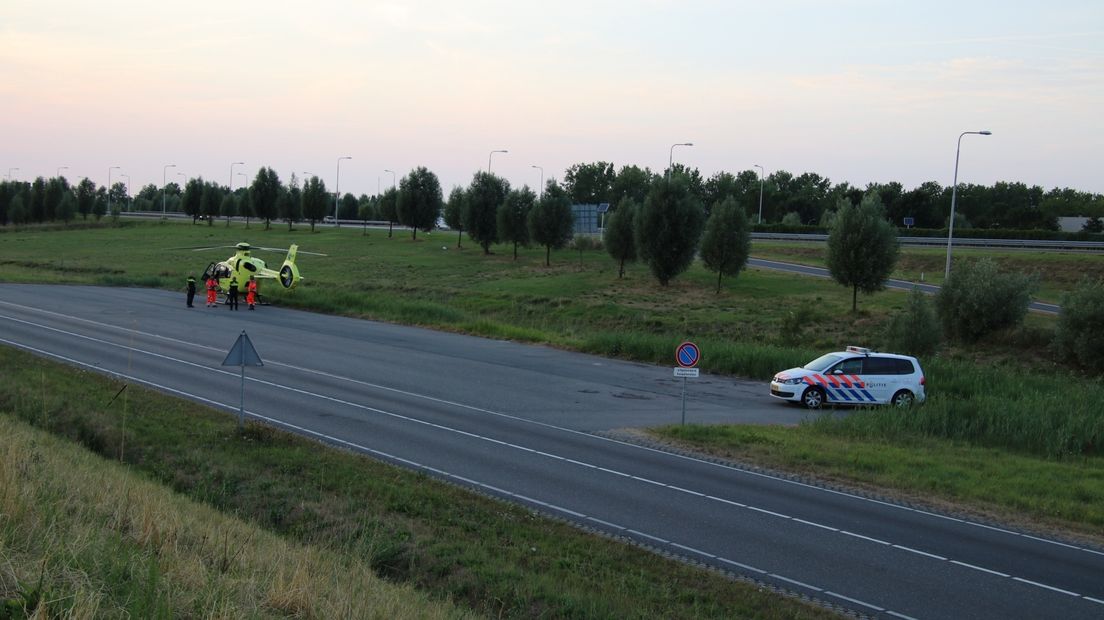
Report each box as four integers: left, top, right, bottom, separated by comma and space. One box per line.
752, 232, 1104, 252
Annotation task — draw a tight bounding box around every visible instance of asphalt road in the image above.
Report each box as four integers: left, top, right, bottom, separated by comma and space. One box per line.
748, 258, 1062, 314
1, 284, 1100, 619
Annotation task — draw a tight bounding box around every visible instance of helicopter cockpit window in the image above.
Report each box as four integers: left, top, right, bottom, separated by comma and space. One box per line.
215, 265, 231, 279
243, 261, 258, 272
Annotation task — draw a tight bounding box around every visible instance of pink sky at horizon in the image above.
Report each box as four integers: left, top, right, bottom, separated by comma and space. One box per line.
2, 1, 1102, 196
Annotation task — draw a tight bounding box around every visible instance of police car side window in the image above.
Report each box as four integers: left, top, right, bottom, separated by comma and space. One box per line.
865, 357, 896, 374
893, 358, 915, 374
833, 358, 864, 374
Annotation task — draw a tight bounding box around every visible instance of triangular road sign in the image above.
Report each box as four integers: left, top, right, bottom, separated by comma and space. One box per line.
222, 330, 264, 367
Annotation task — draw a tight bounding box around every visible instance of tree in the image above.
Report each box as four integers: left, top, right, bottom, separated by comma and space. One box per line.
76, 178, 97, 220
301, 176, 329, 232
397, 166, 444, 240
826, 193, 899, 312
603, 197, 638, 278
92, 187, 107, 221
250, 167, 282, 230
1082, 216, 1103, 233
564, 161, 615, 205
700, 196, 751, 293
497, 186, 535, 259
936, 258, 1037, 342
636, 173, 705, 285
8, 195, 27, 225
30, 177, 46, 222
220, 194, 236, 226
609, 165, 653, 209
379, 187, 399, 238
883, 288, 940, 357
527, 180, 574, 266
181, 178, 204, 223
201, 183, 221, 226
1054, 278, 1104, 373
58, 192, 77, 225
358, 199, 374, 236
281, 174, 302, 231
340, 193, 359, 220
45, 177, 68, 222
238, 189, 253, 227
444, 186, 466, 248
464, 172, 509, 254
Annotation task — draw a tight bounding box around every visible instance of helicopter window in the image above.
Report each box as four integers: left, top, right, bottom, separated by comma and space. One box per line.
216, 265, 231, 278
243, 261, 258, 272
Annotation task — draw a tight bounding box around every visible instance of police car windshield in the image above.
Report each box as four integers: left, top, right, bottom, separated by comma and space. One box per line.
803, 354, 843, 372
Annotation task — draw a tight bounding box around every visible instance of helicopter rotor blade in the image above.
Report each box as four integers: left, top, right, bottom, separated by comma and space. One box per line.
253, 246, 328, 257
165, 245, 239, 252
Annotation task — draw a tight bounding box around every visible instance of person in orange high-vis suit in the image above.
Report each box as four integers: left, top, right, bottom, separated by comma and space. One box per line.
247, 275, 258, 310
206, 276, 218, 307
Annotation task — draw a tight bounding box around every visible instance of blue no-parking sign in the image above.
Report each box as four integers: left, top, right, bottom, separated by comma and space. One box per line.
676, 341, 700, 368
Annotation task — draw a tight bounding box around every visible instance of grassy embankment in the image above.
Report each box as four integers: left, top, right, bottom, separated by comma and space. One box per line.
0, 347, 835, 619
1, 222, 1102, 531
0, 411, 465, 619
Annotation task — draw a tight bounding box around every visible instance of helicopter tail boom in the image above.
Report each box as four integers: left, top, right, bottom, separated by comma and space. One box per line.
278, 244, 300, 288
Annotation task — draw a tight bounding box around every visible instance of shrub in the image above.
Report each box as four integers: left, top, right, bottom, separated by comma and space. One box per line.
883, 288, 940, 356
936, 258, 1037, 341
1053, 278, 1104, 373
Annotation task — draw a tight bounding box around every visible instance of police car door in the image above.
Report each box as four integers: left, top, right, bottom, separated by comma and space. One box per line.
826, 357, 871, 404
860, 356, 897, 404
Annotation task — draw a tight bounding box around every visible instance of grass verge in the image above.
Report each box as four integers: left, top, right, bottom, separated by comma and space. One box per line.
0, 346, 837, 619
0, 414, 466, 619
652, 421, 1104, 539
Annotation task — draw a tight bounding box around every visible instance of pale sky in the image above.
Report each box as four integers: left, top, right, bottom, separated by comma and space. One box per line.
2, 1, 1102, 196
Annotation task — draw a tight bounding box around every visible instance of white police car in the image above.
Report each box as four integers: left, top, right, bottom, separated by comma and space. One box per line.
770, 346, 926, 409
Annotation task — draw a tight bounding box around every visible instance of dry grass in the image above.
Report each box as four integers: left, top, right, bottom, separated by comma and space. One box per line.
0, 414, 468, 619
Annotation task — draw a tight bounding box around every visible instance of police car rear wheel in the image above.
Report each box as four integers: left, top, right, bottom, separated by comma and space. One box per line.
891, 390, 914, 408
801, 387, 825, 410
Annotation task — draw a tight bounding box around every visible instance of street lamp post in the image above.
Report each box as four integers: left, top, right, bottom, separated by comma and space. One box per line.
107, 166, 120, 214
56, 166, 68, 180
229, 161, 244, 190
944, 130, 992, 280
668, 142, 693, 178
6, 168, 17, 181
531, 165, 543, 198
488, 149, 507, 174
335, 156, 351, 226
754, 164, 765, 224
162, 164, 177, 218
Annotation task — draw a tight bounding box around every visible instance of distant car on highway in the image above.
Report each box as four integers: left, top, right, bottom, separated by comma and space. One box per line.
770, 346, 926, 409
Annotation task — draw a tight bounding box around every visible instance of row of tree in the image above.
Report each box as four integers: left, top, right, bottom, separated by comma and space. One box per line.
3, 161, 1102, 231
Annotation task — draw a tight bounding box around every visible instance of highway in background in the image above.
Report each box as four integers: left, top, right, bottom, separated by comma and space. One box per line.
1, 284, 1099, 619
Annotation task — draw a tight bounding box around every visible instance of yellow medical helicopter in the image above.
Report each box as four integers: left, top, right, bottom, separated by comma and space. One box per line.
193, 242, 324, 301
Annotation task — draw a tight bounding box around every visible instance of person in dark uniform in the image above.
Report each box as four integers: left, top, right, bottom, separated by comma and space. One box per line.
228, 277, 240, 310
186, 273, 196, 307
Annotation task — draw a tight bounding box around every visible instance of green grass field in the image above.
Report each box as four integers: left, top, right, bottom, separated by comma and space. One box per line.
1, 219, 1103, 615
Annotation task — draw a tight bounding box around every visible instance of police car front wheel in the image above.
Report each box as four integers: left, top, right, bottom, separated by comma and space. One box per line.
801, 386, 825, 410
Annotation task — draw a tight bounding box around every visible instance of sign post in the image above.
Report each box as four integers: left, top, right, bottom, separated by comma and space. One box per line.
221, 330, 264, 429
674, 341, 700, 425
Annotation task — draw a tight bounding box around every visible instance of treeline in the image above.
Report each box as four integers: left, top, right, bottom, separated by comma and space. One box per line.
3, 161, 1103, 232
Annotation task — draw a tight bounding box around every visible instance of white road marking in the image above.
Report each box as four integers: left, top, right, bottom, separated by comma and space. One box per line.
2, 299, 1098, 561
949, 560, 1009, 578
3, 305, 1104, 612
1012, 577, 1079, 597
840, 531, 891, 546
892, 545, 947, 561
824, 591, 885, 612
